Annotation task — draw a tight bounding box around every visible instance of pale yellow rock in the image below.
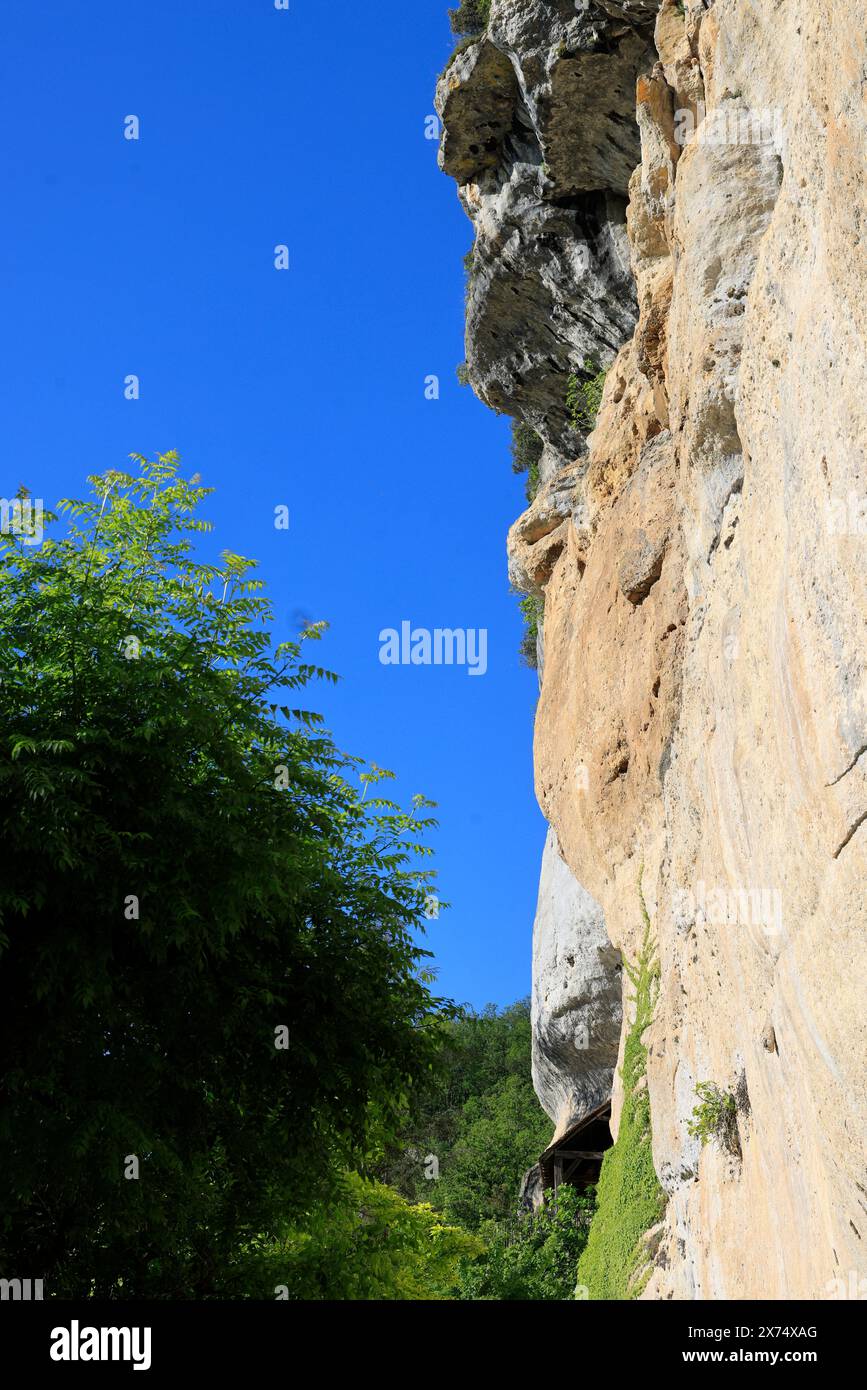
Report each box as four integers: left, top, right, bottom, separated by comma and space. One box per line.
519, 0, 867, 1299
443, 0, 866, 1300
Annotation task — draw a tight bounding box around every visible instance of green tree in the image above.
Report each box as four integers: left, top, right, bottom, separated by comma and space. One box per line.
265, 1171, 483, 1301
458, 1185, 596, 1301
380, 999, 552, 1229
438, 1071, 552, 1227
0, 453, 449, 1298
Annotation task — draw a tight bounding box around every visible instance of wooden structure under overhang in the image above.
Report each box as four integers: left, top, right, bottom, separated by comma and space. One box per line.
539, 1098, 613, 1193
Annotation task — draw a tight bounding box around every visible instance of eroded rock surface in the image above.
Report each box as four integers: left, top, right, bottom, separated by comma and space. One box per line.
436, 2, 654, 470
440, 0, 867, 1299
531, 828, 622, 1139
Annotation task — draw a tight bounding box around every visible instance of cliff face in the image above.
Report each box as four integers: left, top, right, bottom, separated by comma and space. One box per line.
438, 0, 867, 1299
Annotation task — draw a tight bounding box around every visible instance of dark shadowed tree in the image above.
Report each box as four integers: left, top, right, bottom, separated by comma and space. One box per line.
0, 454, 448, 1297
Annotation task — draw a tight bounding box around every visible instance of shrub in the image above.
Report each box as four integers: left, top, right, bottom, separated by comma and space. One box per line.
458, 1185, 596, 1301
511, 421, 544, 503
517, 592, 544, 669
688, 1083, 740, 1155
566, 359, 608, 433
266, 1172, 483, 1301
448, 0, 491, 38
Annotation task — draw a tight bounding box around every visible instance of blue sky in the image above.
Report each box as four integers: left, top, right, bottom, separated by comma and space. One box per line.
0, 0, 547, 1010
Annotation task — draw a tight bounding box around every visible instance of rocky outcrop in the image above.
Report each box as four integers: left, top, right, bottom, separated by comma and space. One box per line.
440, 0, 867, 1300
436, 1, 654, 474
531, 829, 622, 1138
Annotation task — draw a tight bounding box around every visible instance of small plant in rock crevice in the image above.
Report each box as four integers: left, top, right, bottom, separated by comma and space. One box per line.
566, 359, 608, 433
517, 592, 544, 670
510, 421, 544, 503
688, 1082, 741, 1157
440, 0, 491, 77
463, 246, 476, 306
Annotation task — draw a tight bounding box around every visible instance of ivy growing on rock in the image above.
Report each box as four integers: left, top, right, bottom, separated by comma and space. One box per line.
576, 873, 666, 1299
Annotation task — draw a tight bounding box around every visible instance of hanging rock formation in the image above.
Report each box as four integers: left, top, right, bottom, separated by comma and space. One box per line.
531, 827, 623, 1138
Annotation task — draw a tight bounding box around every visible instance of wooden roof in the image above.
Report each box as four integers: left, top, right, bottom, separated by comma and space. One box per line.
538, 1097, 613, 1190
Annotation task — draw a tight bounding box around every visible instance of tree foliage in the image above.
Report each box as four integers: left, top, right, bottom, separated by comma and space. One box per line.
0, 453, 449, 1297
267, 1172, 483, 1301
380, 999, 552, 1229
458, 1185, 595, 1301
516, 592, 544, 670
262, 996, 590, 1301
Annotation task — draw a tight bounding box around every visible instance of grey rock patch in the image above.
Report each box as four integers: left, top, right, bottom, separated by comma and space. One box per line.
531, 828, 623, 1133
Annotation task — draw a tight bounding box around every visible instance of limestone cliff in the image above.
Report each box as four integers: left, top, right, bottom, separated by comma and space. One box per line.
438, 0, 866, 1299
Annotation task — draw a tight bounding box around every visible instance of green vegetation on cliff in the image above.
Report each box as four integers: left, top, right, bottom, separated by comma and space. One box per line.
511, 421, 544, 503
448, 1, 491, 39
441, 0, 491, 74
576, 880, 666, 1299
517, 592, 544, 669
689, 1081, 740, 1156
567, 359, 609, 433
